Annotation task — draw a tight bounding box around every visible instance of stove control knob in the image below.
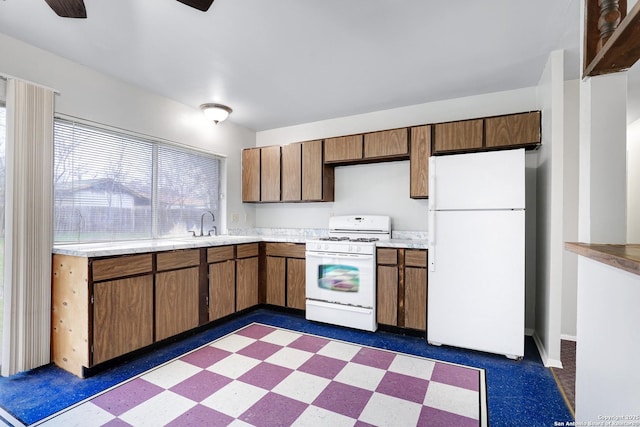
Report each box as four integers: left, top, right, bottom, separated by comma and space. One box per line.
323, 244, 329, 250
348, 245, 353, 252
355, 246, 361, 252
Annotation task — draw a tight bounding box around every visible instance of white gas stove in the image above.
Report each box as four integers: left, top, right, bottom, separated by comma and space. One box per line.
305, 215, 391, 331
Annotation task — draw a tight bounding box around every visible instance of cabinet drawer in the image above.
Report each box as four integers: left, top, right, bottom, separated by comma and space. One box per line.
364, 128, 409, 159
92, 254, 153, 282
265, 242, 306, 258
405, 250, 427, 268
208, 245, 235, 263
157, 249, 200, 271
377, 248, 398, 265
237, 243, 259, 258
324, 135, 363, 162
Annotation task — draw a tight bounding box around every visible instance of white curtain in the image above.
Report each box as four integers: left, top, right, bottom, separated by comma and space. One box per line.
2, 78, 54, 376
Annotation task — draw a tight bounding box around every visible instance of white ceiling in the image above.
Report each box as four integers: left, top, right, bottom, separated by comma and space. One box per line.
0, 0, 595, 131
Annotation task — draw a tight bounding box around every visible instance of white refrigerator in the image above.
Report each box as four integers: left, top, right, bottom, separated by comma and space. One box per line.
427, 148, 525, 359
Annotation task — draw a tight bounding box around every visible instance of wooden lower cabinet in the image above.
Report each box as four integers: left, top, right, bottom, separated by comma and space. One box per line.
209, 260, 236, 321
264, 243, 306, 309
286, 258, 306, 310
376, 248, 427, 331
93, 275, 154, 365
237, 257, 259, 310
156, 267, 200, 341
266, 256, 286, 305
404, 267, 427, 330
377, 265, 398, 325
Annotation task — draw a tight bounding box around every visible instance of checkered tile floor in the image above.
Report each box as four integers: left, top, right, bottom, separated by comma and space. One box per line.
38, 323, 487, 426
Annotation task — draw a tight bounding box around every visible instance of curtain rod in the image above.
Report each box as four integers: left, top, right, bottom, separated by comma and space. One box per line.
0, 73, 61, 95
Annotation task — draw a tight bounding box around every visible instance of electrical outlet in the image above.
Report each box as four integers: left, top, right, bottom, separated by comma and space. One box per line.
231, 213, 239, 223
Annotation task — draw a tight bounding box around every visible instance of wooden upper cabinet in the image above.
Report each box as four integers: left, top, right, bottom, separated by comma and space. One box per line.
281, 143, 302, 201
485, 111, 541, 148
410, 125, 431, 199
242, 148, 260, 202
302, 139, 332, 201
261, 145, 281, 202
324, 135, 363, 163
364, 128, 409, 159
433, 119, 483, 153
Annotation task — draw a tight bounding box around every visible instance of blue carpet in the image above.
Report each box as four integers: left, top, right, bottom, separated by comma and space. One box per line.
0, 309, 573, 426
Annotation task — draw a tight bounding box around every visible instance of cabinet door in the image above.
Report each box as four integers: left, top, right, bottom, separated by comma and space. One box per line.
377, 265, 398, 326
302, 139, 330, 201
286, 258, 306, 310
93, 276, 153, 365
242, 148, 261, 202
156, 267, 200, 341
266, 256, 286, 306
434, 119, 483, 153
404, 267, 427, 331
209, 260, 236, 321
261, 145, 281, 202
281, 143, 302, 201
485, 111, 540, 148
410, 125, 431, 198
324, 135, 363, 163
237, 257, 259, 311
364, 128, 409, 159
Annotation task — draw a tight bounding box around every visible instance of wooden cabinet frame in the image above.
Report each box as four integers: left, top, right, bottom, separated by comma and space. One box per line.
263, 243, 306, 310
376, 248, 427, 332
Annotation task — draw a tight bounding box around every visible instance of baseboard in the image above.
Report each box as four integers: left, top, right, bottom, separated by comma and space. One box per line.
560, 334, 577, 342
525, 327, 534, 336
532, 332, 563, 368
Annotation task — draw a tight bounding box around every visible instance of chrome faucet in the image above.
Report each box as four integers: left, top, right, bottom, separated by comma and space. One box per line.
199, 211, 216, 237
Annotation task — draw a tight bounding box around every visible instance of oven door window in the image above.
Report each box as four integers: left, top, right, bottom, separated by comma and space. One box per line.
305, 251, 375, 308
318, 264, 359, 292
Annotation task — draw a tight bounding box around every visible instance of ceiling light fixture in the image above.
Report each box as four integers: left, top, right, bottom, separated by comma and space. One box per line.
200, 103, 232, 124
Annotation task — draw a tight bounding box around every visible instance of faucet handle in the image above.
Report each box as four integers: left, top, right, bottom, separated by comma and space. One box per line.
207, 228, 217, 236
189, 230, 197, 237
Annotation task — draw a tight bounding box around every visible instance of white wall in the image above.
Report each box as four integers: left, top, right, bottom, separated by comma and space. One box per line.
627, 119, 640, 243
256, 87, 539, 232
0, 32, 257, 232
575, 256, 640, 422
534, 50, 565, 368
562, 80, 581, 340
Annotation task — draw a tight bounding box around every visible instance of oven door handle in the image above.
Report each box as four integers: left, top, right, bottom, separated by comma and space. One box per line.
305, 251, 373, 260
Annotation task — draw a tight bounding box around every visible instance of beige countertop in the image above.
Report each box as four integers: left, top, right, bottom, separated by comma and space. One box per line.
565, 242, 640, 276
53, 235, 428, 257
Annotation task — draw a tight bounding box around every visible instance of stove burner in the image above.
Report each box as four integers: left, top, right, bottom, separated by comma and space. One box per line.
318, 236, 380, 242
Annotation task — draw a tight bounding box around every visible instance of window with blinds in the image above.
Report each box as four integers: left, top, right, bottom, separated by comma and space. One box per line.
53, 119, 221, 242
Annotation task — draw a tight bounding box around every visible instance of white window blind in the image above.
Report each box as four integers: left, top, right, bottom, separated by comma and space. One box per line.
54, 119, 221, 242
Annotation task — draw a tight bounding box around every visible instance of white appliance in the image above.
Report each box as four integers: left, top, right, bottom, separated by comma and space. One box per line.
427, 148, 525, 359
306, 215, 391, 332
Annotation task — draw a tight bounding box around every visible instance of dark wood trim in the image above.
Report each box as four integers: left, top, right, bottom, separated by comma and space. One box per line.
584, 0, 640, 77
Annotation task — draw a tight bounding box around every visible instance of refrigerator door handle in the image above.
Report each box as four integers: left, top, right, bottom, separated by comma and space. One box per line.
428, 210, 435, 272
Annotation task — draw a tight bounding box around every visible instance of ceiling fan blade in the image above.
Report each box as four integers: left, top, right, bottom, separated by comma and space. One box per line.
44, 0, 87, 18
176, 0, 215, 12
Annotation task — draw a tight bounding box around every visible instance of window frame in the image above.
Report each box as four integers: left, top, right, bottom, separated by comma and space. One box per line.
53, 117, 226, 243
